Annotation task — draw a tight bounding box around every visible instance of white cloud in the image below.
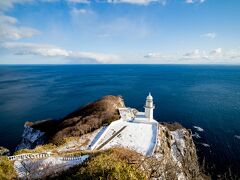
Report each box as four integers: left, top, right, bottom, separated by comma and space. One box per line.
0, 42, 120, 63
185, 0, 193, 3
0, 0, 58, 11
0, 1, 59, 41
202, 32, 217, 39
67, 0, 168, 5
183, 49, 208, 59
0, 14, 17, 24
106, 0, 167, 5
61, 0, 168, 5
185, 0, 205, 4
184, 48, 240, 64
209, 48, 222, 55
71, 8, 93, 15
41, 0, 59, 2
144, 48, 240, 64
0, 0, 32, 11
0, 15, 39, 40
1, 42, 240, 64
67, 0, 90, 3
144, 52, 164, 58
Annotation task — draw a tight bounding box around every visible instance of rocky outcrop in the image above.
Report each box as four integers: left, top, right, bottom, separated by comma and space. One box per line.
16, 95, 125, 149
52, 123, 207, 180
144, 123, 206, 179
0, 146, 10, 156
15, 124, 46, 151
53, 122, 206, 179
14, 95, 206, 179
49, 95, 125, 144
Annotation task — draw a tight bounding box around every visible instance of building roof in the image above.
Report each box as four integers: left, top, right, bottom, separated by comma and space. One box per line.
146, 92, 153, 100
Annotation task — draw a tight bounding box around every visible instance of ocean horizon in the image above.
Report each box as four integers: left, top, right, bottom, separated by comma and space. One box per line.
0, 64, 240, 176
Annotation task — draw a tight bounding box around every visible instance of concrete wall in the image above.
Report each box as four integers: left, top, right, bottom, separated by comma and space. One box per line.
149, 123, 159, 156
60, 155, 88, 161
8, 152, 52, 161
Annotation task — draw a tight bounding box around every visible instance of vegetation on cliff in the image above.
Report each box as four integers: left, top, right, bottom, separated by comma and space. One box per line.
14, 143, 57, 155
0, 147, 10, 156
50, 95, 124, 144
52, 148, 147, 180
23, 95, 124, 146
13, 95, 208, 179
0, 157, 17, 180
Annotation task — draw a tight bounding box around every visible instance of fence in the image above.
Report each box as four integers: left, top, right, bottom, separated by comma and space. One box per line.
8, 152, 52, 161
60, 155, 88, 161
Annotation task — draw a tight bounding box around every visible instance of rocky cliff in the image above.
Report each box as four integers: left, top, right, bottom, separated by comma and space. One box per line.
0, 146, 10, 156
16, 95, 125, 150
13, 95, 207, 179
50, 95, 125, 144
64, 122, 207, 179
71, 122, 206, 179
146, 123, 205, 179
15, 124, 46, 151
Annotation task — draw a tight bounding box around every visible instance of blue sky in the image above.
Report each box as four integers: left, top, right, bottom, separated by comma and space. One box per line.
0, 0, 240, 64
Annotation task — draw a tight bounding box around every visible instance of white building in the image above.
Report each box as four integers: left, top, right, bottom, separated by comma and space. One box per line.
132, 93, 155, 123
90, 93, 158, 156
144, 93, 155, 121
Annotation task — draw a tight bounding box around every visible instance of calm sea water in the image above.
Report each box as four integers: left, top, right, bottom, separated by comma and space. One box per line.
0, 65, 240, 175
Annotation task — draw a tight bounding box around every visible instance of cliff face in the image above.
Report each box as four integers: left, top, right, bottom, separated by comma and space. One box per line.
145, 123, 205, 179
76, 123, 206, 180
15, 125, 46, 151
0, 146, 10, 156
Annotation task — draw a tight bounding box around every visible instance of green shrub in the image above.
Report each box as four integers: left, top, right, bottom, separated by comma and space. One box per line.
0, 157, 17, 180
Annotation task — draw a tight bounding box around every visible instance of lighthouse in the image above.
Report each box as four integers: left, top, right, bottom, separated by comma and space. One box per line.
144, 93, 155, 121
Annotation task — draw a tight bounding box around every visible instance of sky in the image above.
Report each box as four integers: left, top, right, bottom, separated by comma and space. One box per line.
0, 0, 240, 64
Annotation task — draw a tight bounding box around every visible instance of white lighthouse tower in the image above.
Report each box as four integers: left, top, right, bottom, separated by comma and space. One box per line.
144, 93, 155, 121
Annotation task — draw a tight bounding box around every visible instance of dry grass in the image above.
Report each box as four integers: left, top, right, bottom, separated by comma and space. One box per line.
14, 143, 56, 155
0, 157, 17, 180
50, 96, 123, 144
50, 148, 146, 180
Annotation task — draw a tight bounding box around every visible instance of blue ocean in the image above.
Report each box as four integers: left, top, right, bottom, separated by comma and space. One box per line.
0, 65, 240, 176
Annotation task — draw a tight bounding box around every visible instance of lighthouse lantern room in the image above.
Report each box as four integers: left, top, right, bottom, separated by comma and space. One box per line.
144, 93, 155, 121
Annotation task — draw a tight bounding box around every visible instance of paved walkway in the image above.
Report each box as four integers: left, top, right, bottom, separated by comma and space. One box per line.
96, 126, 127, 150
